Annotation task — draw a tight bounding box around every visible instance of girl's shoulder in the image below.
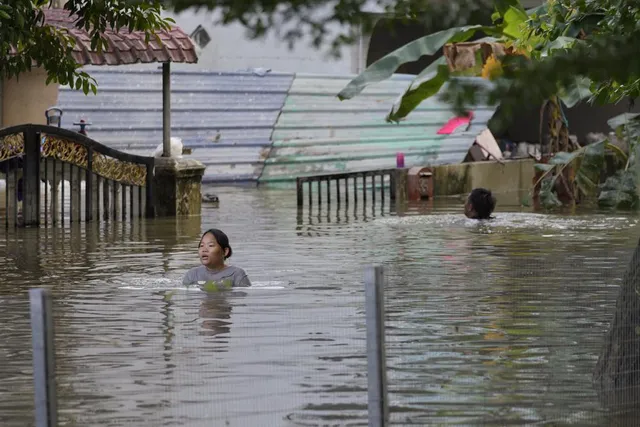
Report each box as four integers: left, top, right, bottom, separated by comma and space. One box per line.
225, 265, 247, 275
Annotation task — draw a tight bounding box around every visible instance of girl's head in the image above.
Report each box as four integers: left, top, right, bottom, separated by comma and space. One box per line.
464, 188, 496, 219
198, 228, 233, 269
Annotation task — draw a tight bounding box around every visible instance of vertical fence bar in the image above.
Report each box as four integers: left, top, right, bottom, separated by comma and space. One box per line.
326, 178, 331, 206
71, 165, 81, 223
353, 176, 358, 204
345, 177, 349, 204
23, 129, 41, 226
121, 184, 127, 221
112, 180, 119, 220
296, 178, 303, 207
29, 288, 57, 427
44, 157, 48, 226
363, 175, 367, 203
145, 162, 154, 218
129, 184, 134, 219
4, 158, 9, 228
364, 265, 388, 427
12, 157, 18, 227
336, 178, 341, 204
317, 180, 321, 206
95, 175, 102, 222
137, 184, 142, 219
86, 149, 93, 222
372, 174, 377, 204
60, 162, 65, 225
51, 161, 58, 226
102, 179, 110, 221
389, 171, 397, 201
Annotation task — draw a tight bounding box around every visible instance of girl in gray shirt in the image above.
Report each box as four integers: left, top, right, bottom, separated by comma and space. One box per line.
183, 228, 251, 290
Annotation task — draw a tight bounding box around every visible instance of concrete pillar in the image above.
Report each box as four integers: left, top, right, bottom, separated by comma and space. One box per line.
153, 157, 206, 217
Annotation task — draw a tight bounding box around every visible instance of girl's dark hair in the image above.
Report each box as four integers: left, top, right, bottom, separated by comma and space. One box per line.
200, 228, 233, 259
468, 188, 496, 219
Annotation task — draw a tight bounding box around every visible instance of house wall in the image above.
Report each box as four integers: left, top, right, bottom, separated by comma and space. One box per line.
2, 68, 59, 127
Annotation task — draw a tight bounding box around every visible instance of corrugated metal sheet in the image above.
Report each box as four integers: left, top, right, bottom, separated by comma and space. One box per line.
58, 68, 293, 183
258, 73, 498, 185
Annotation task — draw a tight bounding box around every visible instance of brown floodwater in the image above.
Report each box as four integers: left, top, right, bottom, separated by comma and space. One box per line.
1, 186, 639, 426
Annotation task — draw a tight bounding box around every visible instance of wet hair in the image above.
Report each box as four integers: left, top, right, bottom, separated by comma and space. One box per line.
468, 188, 496, 219
200, 228, 233, 259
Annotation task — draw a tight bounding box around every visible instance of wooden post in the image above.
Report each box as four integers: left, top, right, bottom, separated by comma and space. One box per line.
29, 288, 57, 427
162, 62, 171, 157
23, 129, 41, 226
365, 266, 388, 427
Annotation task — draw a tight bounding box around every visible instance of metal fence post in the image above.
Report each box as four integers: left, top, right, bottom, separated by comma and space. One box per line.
365, 265, 388, 427
30, 288, 57, 427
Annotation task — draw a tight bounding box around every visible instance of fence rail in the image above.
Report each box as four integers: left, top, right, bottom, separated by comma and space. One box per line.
296, 169, 399, 208
0, 124, 155, 228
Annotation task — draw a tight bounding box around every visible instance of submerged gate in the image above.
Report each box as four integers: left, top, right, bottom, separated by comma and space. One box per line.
0, 124, 155, 227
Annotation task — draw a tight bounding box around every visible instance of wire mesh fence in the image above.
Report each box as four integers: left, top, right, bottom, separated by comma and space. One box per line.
383, 241, 638, 426
6, 231, 640, 426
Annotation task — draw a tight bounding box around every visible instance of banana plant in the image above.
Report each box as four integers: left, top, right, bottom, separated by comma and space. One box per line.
533, 112, 640, 210
337, 0, 590, 123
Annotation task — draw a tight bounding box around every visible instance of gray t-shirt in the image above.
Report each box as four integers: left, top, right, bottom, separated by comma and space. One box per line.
182, 265, 251, 289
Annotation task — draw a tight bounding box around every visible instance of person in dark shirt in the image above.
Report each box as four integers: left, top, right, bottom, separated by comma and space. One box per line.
464, 188, 496, 220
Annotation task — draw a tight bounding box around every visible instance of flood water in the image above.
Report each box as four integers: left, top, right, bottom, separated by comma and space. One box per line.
1, 186, 640, 426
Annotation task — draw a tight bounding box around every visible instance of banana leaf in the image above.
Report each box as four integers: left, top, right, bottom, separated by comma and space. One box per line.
598, 170, 639, 209
386, 58, 449, 123
337, 24, 500, 100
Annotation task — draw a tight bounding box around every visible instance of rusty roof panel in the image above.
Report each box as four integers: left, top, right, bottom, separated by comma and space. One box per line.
42, 8, 197, 66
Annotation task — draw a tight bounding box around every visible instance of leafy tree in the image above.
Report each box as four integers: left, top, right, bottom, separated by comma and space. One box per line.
0, 0, 173, 94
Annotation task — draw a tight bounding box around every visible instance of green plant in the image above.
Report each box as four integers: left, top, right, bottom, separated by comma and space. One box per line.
337, 0, 588, 123
533, 112, 640, 210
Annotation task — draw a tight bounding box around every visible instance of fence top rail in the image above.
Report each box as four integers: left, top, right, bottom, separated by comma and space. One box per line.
296, 168, 397, 184
0, 124, 155, 168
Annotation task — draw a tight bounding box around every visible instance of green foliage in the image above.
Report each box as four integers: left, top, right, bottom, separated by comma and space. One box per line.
337, 25, 495, 101
2, 1, 173, 95
534, 113, 640, 210
444, 1, 640, 119
166, 0, 496, 58
338, 0, 591, 123
598, 170, 639, 210
201, 280, 233, 292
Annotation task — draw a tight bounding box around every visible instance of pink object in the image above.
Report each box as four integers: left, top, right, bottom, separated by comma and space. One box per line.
437, 111, 475, 135
396, 152, 405, 168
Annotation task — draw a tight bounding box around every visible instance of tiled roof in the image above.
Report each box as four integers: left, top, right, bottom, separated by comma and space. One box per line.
42, 8, 197, 65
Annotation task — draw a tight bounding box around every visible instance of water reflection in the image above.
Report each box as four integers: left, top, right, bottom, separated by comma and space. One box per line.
198, 292, 246, 338
1, 186, 640, 426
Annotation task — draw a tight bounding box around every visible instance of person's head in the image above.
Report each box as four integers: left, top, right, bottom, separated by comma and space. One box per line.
198, 228, 233, 270
464, 188, 496, 219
